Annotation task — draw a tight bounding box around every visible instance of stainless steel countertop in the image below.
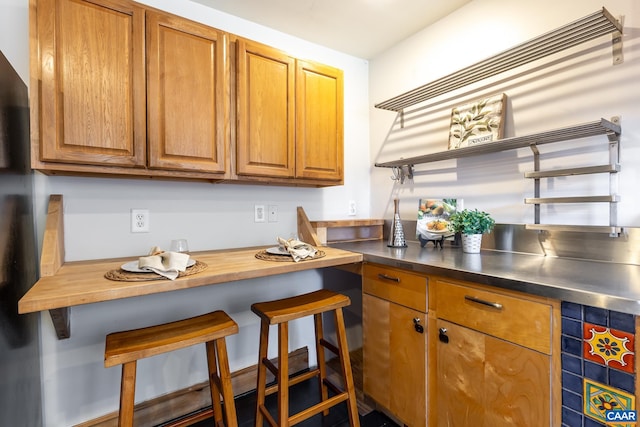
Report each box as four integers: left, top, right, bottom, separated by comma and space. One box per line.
333, 240, 640, 315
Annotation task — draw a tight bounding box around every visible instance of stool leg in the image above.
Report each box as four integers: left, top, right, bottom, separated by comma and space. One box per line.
206, 340, 224, 427
216, 337, 238, 427
313, 313, 329, 415
278, 322, 289, 427
118, 361, 137, 427
255, 319, 270, 427
334, 308, 360, 427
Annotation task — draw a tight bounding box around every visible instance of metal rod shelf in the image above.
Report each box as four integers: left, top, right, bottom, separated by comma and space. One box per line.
374, 7, 621, 112
525, 224, 622, 234
524, 164, 619, 178
525, 195, 619, 204
374, 118, 620, 169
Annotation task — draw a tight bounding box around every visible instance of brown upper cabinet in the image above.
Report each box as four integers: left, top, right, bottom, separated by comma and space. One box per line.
236, 38, 344, 185
31, 0, 344, 186
146, 11, 227, 174
32, 0, 228, 180
34, 0, 147, 168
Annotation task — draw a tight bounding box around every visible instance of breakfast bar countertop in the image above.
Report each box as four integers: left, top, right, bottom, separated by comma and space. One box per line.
17, 245, 363, 315
333, 240, 640, 316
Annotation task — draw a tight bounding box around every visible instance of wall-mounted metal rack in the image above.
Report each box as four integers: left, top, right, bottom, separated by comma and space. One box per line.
374, 7, 622, 114
524, 117, 621, 235
375, 118, 620, 170
374, 7, 624, 235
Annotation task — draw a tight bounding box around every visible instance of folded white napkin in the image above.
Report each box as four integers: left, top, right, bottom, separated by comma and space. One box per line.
138, 246, 190, 280
277, 237, 317, 262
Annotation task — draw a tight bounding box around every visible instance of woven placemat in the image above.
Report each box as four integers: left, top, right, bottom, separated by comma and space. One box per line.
255, 249, 326, 262
104, 260, 208, 282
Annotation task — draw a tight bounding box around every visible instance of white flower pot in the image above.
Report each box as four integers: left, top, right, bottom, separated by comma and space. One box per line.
462, 233, 482, 253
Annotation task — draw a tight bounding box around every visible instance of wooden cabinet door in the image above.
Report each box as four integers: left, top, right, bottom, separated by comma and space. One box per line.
37, 0, 146, 166
146, 11, 228, 173
236, 39, 295, 177
363, 293, 390, 409
295, 60, 343, 181
437, 320, 551, 427
363, 293, 427, 427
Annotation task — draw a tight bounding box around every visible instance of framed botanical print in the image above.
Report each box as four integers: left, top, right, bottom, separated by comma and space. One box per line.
448, 93, 506, 150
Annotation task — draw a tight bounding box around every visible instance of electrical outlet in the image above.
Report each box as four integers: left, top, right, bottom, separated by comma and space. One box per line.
268, 205, 278, 222
131, 209, 150, 233
348, 200, 357, 216
255, 205, 266, 223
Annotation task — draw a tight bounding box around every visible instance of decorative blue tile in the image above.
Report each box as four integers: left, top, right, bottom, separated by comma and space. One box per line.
560, 302, 636, 427
563, 317, 583, 338
610, 310, 636, 334
563, 353, 583, 375
584, 361, 607, 383
563, 389, 583, 411
584, 416, 606, 427
585, 306, 608, 326
563, 371, 583, 393
562, 406, 583, 426
562, 335, 583, 356
562, 301, 583, 320
609, 369, 635, 394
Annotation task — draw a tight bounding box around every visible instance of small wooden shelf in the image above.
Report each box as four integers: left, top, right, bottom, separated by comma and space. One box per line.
310, 219, 384, 245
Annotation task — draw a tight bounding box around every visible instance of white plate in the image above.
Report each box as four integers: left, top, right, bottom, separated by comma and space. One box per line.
121, 258, 195, 273
423, 228, 451, 235
266, 246, 291, 256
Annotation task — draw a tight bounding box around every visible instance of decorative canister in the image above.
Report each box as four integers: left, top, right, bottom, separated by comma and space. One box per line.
461, 233, 482, 253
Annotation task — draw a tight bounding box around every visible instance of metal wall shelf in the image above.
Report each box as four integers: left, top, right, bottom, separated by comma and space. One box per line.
524, 117, 621, 235
374, 7, 622, 112
373, 7, 624, 235
375, 118, 621, 170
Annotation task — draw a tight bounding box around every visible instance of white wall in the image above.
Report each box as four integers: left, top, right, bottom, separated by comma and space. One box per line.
369, 0, 640, 228
0, 0, 28, 82
3, 0, 371, 425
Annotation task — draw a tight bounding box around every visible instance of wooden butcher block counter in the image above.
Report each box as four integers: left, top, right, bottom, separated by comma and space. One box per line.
18, 196, 363, 339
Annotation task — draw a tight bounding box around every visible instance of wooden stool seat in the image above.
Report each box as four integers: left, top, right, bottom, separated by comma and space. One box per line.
251, 289, 350, 325
251, 289, 360, 427
105, 310, 239, 427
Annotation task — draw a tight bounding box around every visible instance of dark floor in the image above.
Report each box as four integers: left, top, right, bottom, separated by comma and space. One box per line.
185, 376, 398, 427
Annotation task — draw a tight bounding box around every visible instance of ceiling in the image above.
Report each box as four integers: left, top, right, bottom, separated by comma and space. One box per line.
191, 0, 472, 59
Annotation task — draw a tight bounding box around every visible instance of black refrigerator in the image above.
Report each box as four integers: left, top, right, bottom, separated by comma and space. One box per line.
0, 50, 43, 425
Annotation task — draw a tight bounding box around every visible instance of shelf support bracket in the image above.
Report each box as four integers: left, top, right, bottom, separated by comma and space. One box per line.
391, 165, 414, 184
399, 110, 405, 129
529, 144, 541, 225
612, 16, 624, 65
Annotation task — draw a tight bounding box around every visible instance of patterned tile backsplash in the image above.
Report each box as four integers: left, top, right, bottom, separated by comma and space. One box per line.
561, 302, 636, 427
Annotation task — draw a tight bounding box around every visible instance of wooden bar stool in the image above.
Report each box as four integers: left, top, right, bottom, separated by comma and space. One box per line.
104, 310, 239, 427
251, 289, 360, 427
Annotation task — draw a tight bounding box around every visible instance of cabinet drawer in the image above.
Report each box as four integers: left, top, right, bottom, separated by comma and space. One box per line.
434, 279, 552, 354
363, 263, 427, 312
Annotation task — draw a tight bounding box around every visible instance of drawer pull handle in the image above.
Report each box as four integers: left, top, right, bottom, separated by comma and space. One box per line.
378, 273, 400, 283
464, 295, 503, 310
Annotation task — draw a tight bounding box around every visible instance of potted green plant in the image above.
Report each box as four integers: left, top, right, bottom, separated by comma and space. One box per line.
448, 209, 495, 253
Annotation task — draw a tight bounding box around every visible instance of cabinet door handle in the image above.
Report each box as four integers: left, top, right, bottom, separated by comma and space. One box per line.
438, 327, 449, 343
464, 295, 503, 310
377, 273, 400, 283
413, 317, 424, 333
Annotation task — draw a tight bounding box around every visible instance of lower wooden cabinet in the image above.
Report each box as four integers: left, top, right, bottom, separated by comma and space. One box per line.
362, 263, 427, 427
361, 267, 561, 427
432, 278, 560, 427
436, 319, 551, 427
